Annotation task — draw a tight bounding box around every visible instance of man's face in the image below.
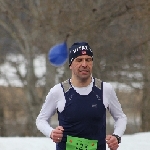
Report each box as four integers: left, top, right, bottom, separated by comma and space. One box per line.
70, 55, 93, 81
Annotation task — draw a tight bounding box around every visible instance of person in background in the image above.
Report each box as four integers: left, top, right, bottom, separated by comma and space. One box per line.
36, 42, 127, 150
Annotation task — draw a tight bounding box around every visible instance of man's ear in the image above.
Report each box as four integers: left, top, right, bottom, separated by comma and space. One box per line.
69, 66, 72, 69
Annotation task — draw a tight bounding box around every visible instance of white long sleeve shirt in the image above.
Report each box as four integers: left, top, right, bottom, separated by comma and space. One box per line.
36, 78, 127, 138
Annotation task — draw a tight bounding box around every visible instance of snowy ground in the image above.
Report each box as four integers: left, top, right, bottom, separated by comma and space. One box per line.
0, 132, 149, 150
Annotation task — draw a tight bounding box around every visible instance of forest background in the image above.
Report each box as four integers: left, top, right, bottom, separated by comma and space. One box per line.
0, 0, 150, 137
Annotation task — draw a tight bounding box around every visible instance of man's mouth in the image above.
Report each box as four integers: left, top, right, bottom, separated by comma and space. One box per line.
79, 70, 89, 74
80, 70, 89, 72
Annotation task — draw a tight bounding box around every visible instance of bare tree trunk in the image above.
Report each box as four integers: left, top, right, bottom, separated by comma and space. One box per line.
141, 45, 150, 131
0, 106, 5, 136
0, 93, 5, 136
141, 75, 150, 131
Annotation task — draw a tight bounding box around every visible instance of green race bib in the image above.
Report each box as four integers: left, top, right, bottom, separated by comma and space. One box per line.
66, 135, 98, 150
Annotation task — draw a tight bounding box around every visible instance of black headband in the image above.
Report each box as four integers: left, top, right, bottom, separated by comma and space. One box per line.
69, 42, 93, 66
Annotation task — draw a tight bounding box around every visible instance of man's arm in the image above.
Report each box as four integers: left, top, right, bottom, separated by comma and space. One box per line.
36, 86, 59, 138
107, 83, 127, 137
103, 82, 127, 150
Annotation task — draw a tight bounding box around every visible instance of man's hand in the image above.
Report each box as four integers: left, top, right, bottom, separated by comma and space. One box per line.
106, 135, 119, 150
50, 126, 64, 143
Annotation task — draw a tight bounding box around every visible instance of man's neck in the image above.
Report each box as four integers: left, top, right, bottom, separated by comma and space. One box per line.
70, 77, 92, 87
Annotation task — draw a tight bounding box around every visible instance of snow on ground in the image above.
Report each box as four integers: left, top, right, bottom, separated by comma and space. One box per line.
0, 132, 150, 150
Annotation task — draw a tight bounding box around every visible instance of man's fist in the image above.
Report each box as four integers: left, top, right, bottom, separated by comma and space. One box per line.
50, 126, 64, 143
106, 135, 119, 150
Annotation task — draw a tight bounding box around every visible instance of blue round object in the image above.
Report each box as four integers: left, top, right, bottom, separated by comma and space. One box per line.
48, 42, 68, 67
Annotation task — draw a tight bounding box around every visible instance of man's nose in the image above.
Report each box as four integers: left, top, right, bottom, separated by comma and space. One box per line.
81, 60, 87, 66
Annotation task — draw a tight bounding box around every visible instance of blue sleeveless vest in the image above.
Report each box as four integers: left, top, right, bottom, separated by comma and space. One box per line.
57, 78, 106, 150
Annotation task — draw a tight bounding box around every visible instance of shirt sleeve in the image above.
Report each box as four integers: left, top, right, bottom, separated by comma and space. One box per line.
104, 83, 127, 137
36, 84, 59, 138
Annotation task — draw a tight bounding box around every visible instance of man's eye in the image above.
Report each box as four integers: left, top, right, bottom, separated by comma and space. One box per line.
86, 58, 92, 62
76, 59, 82, 62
